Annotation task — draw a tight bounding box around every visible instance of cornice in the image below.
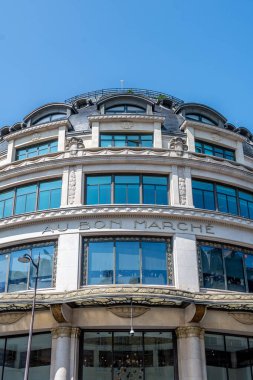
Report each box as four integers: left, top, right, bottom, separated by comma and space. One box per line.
0, 286, 253, 312
88, 114, 165, 123
181, 120, 245, 142
0, 205, 253, 231
4, 119, 69, 141
1, 149, 253, 186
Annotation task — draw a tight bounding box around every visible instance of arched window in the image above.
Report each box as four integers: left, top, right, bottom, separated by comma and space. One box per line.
185, 113, 217, 126
33, 113, 66, 125
105, 104, 146, 114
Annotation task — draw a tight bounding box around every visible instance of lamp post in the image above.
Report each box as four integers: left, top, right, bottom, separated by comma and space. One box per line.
18, 253, 40, 380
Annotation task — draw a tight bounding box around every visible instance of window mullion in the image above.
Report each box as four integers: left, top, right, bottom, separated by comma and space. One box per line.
111, 175, 114, 204
5, 253, 10, 293
222, 248, 228, 290
35, 182, 40, 211
140, 175, 143, 204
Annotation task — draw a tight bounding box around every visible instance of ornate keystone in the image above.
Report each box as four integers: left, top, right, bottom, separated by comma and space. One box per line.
169, 137, 188, 156
66, 137, 84, 156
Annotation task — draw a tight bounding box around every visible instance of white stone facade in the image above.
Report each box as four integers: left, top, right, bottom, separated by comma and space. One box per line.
0, 89, 253, 379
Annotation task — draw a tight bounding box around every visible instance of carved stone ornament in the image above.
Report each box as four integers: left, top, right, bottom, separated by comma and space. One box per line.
65, 137, 84, 155
176, 326, 205, 339
68, 167, 76, 205
169, 137, 188, 156
230, 312, 253, 325
50, 304, 73, 323
51, 326, 73, 339
0, 312, 25, 325
121, 121, 134, 130
107, 306, 150, 318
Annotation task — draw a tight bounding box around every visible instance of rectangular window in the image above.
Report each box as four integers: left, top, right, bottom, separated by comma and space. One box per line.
193, 179, 253, 219
16, 140, 58, 160
100, 134, 153, 148
205, 333, 253, 380
0, 179, 62, 219
86, 175, 168, 205
0, 333, 51, 378
83, 238, 172, 286
195, 140, 235, 161
0, 242, 55, 293
198, 241, 253, 293
81, 331, 176, 380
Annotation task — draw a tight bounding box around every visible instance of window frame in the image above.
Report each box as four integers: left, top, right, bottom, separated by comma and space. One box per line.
84, 174, 169, 206
99, 133, 153, 148
33, 112, 67, 126
81, 237, 173, 287
0, 178, 62, 219
0, 241, 57, 293
192, 178, 253, 219
185, 113, 218, 126
105, 104, 146, 114
195, 140, 235, 161
16, 140, 58, 161
197, 240, 253, 293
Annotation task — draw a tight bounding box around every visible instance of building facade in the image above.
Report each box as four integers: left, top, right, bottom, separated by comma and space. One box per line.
0, 88, 253, 379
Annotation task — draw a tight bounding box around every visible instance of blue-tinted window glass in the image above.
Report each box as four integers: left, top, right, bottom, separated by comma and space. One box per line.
200, 245, 225, 289
0, 254, 8, 292
15, 184, 37, 214
38, 180, 62, 210
16, 140, 58, 160
217, 185, 237, 215
8, 249, 29, 292
142, 242, 167, 285
143, 176, 167, 205
88, 242, 113, 285
30, 245, 54, 289
245, 253, 253, 292
239, 191, 253, 219
116, 241, 140, 284
0, 191, 14, 218
195, 140, 235, 160
100, 134, 153, 148
224, 249, 245, 292
86, 176, 111, 205
192, 180, 215, 210
115, 176, 139, 204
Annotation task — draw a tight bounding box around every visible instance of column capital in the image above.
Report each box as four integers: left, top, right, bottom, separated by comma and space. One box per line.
51, 326, 72, 339
71, 327, 81, 339
176, 326, 205, 339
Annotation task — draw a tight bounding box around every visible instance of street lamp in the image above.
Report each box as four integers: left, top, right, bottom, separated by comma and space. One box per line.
18, 253, 40, 380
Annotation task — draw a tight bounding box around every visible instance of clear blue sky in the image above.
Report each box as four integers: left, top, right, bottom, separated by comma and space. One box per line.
0, 0, 253, 129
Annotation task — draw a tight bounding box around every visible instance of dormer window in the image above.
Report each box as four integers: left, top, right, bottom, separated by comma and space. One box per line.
186, 113, 217, 126
33, 113, 66, 126
16, 140, 58, 161
195, 140, 235, 161
100, 134, 153, 148
105, 104, 146, 114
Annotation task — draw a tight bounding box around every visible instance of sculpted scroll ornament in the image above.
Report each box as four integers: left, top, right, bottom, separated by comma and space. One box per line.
169, 137, 188, 156
65, 137, 84, 156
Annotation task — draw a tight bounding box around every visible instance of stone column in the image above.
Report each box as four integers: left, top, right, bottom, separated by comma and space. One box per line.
176, 326, 207, 380
51, 327, 72, 380
70, 328, 81, 380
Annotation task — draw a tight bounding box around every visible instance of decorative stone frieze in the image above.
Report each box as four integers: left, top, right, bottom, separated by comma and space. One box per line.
107, 306, 150, 318
176, 326, 205, 339
178, 167, 187, 205
68, 167, 76, 204
65, 137, 84, 156
230, 312, 253, 325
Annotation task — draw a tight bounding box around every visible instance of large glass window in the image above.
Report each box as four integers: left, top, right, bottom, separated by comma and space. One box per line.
186, 113, 217, 126
205, 333, 253, 380
16, 140, 58, 160
0, 333, 51, 380
198, 241, 253, 292
86, 175, 168, 205
33, 113, 66, 125
100, 134, 153, 148
83, 238, 172, 286
105, 104, 146, 114
0, 242, 55, 293
0, 179, 62, 219
192, 179, 253, 219
195, 140, 235, 161
81, 331, 176, 380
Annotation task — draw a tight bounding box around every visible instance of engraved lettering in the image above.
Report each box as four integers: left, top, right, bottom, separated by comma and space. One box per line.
57, 223, 68, 232
94, 221, 106, 229
191, 224, 203, 233
147, 221, 161, 229
79, 221, 90, 230
205, 224, 215, 234
42, 226, 55, 234
177, 222, 188, 231
110, 220, 122, 229
162, 221, 176, 231
134, 220, 147, 229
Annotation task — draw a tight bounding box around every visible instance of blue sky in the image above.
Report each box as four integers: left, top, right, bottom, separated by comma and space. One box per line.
0, 0, 253, 129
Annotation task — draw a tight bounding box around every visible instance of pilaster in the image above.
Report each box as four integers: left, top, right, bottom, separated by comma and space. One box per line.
51, 326, 72, 380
